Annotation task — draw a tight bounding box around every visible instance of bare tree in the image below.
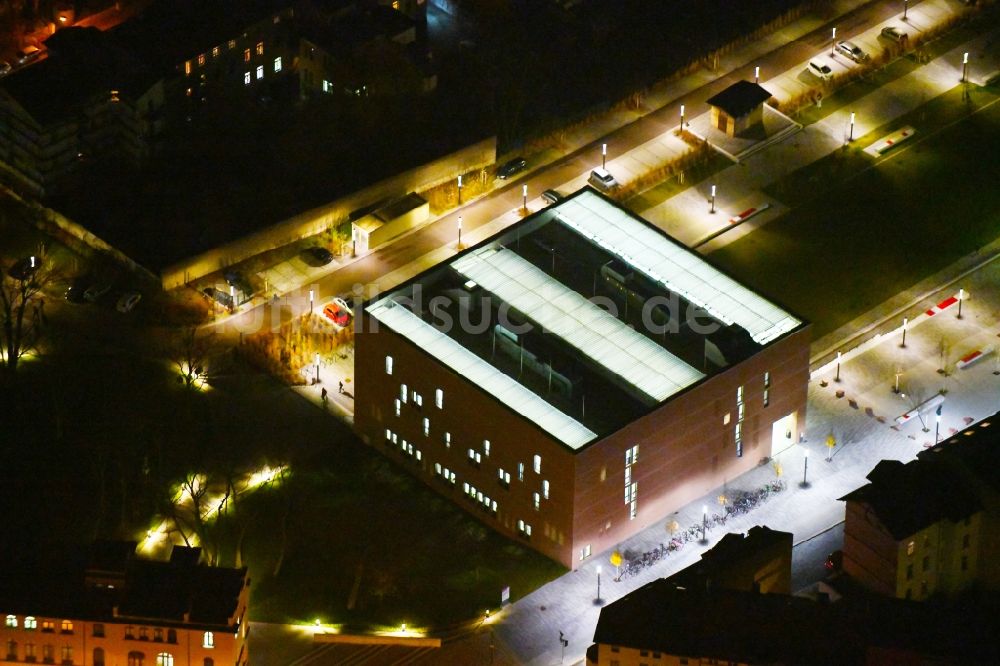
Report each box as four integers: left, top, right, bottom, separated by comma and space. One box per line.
1, 253, 58, 376
170, 326, 216, 388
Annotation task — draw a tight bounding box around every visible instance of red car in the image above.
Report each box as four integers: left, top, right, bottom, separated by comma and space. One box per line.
322, 300, 352, 327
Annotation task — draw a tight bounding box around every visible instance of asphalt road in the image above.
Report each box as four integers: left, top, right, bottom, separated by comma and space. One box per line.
791, 521, 845, 593
218, 0, 912, 339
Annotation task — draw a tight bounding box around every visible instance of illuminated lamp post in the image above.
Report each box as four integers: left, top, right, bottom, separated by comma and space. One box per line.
315, 352, 320, 384
457, 215, 463, 248
849, 112, 855, 142
835, 351, 842, 382
522, 184, 528, 213
962, 52, 969, 83
831, 27, 837, 55
900, 317, 908, 348
801, 449, 810, 488
904, 0, 909, 21
309, 289, 314, 315
754, 66, 760, 84
457, 175, 463, 205
957, 288, 965, 319
710, 185, 716, 214
601, 143, 607, 169
596, 565, 602, 603
679, 104, 685, 133
700, 504, 708, 544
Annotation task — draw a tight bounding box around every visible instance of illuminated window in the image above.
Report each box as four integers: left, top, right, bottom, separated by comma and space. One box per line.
533, 492, 540, 510
322, 80, 332, 93
435, 463, 442, 475
42, 620, 54, 632
907, 541, 915, 556
423, 417, 430, 436
491, 500, 497, 512
542, 480, 550, 499
394, 399, 401, 416
198, 54, 205, 66
763, 388, 770, 407
244, 72, 251, 85
400, 384, 408, 403
385, 356, 393, 374
413, 392, 422, 407
518, 462, 524, 481
184, 61, 192, 75
202, 632, 214, 648
5, 615, 15, 628
435, 389, 443, 409
385, 428, 391, 441
533, 454, 541, 474
212, 46, 220, 57
625, 444, 639, 466
737, 386, 744, 402
735, 422, 742, 457
274, 56, 282, 72
483, 440, 490, 457
228, 39, 236, 49
256, 65, 264, 80
61, 620, 73, 633
156, 653, 174, 666
630, 499, 638, 520
256, 42, 264, 55
392, 0, 400, 9
186, 87, 193, 96
444, 432, 451, 448
580, 545, 591, 561
243, 48, 250, 62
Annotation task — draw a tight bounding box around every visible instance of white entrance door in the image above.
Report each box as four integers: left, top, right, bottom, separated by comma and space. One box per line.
770, 412, 797, 457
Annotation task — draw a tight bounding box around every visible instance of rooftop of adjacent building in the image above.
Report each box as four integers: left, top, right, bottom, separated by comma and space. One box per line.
0, 26, 158, 126
0, 540, 247, 630
366, 188, 804, 449
705, 80, 773, 118
590, 578, 999, 665
840, 412, 1000, 540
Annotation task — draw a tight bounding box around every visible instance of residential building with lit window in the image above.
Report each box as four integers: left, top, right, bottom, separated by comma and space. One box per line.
840, 414, 1000, 601
355, 188, 810, 568
0, 542, 249, 666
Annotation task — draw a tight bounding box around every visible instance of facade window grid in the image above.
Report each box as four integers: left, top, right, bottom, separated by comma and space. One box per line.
735, 385, 745, 457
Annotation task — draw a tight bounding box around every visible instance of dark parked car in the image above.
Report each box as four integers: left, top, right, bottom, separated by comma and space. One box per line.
65, 276, 90, 303
541, 189, 563, 204
497, 157, 528, 179
301, 247, 334, 267
203, 287, 234, 309
223, 269, 253, 299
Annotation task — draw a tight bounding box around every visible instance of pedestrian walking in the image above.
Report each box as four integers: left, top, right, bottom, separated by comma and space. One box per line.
338, 381, 344, 394
321, 388, 328, 403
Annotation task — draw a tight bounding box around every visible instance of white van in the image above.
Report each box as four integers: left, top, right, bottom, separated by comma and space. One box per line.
588, 168, 617, 191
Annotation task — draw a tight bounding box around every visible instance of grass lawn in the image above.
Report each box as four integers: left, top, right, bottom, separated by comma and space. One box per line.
710, 84, 1000, 339
626, 153, 733, 212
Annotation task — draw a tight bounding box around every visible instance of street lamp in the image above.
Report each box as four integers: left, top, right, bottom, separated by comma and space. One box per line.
596, 565, 602, 602
522, 184, 528, 212
457, 175, 463, 205
710, 184, 716, 214
849, 112, 855, 142
900, 317, 908, 348
962, 52, 969, 83
457, 215, 463, 248
754, 66, 760, 84
958, 288, 965, 319
801, 449, 810, 488
903, 0, 909, 21
309, 289, 314, 314
831, 27, 837, 55
893, 367, 902, 394
935, 410, 941, 444
601, 143, 607, 169
230, 284, 236, 307
315, 352, 320, 385
679, 104, 685, 133
835, 351, 842, 382
700, 504, 708, 544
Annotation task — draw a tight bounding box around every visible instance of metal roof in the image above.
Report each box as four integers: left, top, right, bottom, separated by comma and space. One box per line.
367, 298, 598, 449
554, 190, 800, 345
452, 246, 705, 403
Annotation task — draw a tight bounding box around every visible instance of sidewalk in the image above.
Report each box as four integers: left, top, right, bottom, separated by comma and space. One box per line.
491, 246, 1000, 665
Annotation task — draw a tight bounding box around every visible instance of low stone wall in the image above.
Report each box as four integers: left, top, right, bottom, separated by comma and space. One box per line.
161, 136, 496, 289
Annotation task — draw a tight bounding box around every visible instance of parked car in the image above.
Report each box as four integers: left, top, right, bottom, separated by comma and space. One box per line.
880, 26, 908, 44
223, 269, 253, 299
301, 246, 334, 267
541, 189, 563, 204
16, 46, 41, 65
497, 157, 528, 179
116, 292, 142, 313
0, 61, 11, 77
588, 168, 618, 191
65, 276, 90, 303
807, 59, 834, 81
835, 40, 869, 63
7, 255, 40, 281
84, 281, 112, 303
322, 300, 352, 327
825, 550, 843, 572
203, 286, 234, 309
